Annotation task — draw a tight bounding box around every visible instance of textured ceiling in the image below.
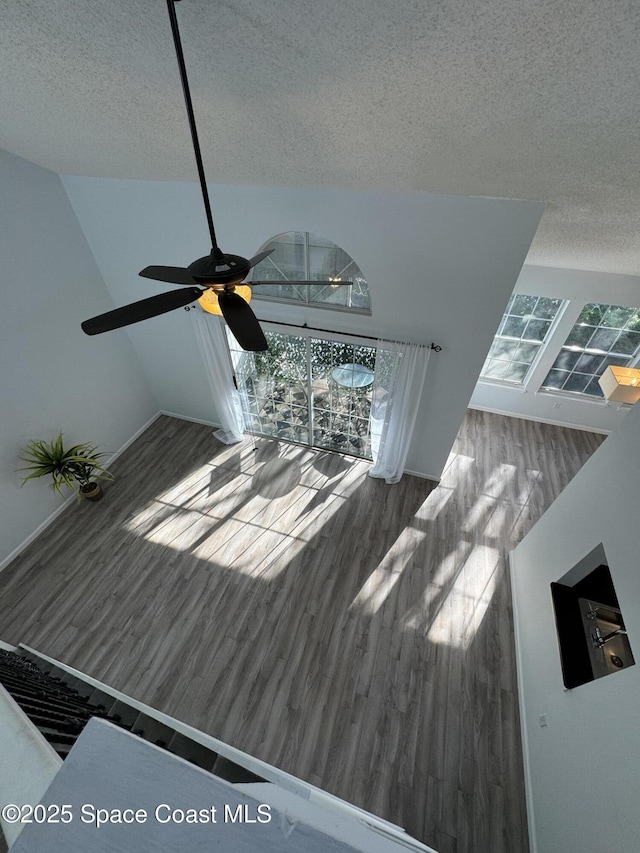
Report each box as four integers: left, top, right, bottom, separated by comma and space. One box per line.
2, 0, 640, 275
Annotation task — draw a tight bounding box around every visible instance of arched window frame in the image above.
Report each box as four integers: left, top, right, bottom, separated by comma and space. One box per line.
249, 231, 371, 315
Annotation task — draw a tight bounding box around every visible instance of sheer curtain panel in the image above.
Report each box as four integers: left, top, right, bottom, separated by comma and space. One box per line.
369, 340, 430, 483
192, 311, 245, 444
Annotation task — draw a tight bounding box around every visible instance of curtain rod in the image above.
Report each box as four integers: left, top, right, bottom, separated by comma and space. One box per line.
258, 318, 442, 351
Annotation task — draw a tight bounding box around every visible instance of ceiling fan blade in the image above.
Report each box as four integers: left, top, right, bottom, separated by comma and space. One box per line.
218, 291, 268, 352
82, 287, 203, 335
247, 249, 275, 269
250, 280, 353, 287
139, 265, 199, 285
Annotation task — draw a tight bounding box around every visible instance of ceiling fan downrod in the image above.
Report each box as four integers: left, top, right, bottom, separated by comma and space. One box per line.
167, 0, 218, 251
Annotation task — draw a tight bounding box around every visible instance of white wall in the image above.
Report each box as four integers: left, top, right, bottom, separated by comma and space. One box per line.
0, 150, 157, 567
63, 176, 543, 479
510, 401, 640, 853
0, 685, 61, 845
470, 265, 640, 433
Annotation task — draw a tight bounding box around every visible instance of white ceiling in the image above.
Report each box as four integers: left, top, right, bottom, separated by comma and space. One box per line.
2, 0, 640, 275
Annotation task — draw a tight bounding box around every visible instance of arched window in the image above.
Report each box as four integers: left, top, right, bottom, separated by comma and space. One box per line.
249, 231, 370, 312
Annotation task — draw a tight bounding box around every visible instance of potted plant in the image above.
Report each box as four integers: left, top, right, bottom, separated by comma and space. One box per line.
19, 432, 113, 502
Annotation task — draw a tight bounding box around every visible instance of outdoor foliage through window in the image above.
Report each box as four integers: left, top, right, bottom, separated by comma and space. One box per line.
481, 294, 563, 384
541, 303, 640, 397
227, 329, 379, 459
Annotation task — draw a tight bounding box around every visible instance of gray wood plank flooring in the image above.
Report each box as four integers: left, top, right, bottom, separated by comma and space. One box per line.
0, 411, 604, 852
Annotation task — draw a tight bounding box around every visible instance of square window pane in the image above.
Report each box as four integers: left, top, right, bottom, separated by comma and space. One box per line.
612, 330, 640, 355
352, 345, 377, 369
578, 304, 607, 325
490, 339, 519, 359
351, 417, 371, 436
502, 317, 527, 338
514, 342, 539, 363
625, 310, 640, 332
574, 353, 605, 374
601, 306, 634, 328
290, 405, 309, 424
542, 369, 570, 389
504, 362, 530, 383
482, 360, 512, 380
583, 377, 605, 397
563, 373, 591, 393
533, 297, 563, 319
523, 319, 551, 342
510, 294, 538, 316
565, 325, 595, 347
603, 355, 631, 369
588, 328, 618, 352
552, 350, 581, 371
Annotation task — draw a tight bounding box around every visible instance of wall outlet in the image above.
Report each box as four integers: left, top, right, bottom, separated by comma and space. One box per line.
539, 714, 548, 727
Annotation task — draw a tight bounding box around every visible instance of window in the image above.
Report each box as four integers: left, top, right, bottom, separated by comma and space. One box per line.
249, 231, 370, 312
541, 303, 640, 398
227, 327, 390, 460
480, 294, 564, 384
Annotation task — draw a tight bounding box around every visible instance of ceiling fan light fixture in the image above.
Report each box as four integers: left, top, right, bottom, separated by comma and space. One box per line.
198, 285, 252, 316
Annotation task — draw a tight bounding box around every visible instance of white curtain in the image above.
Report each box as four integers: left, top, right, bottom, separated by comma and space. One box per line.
368, 340, 430, 484
192, 311, 245, 444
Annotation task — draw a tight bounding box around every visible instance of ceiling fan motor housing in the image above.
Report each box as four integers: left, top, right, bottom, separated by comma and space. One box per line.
188, 250, 251, 285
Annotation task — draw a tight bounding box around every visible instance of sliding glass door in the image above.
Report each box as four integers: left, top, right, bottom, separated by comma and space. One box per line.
227, 328, 379, 460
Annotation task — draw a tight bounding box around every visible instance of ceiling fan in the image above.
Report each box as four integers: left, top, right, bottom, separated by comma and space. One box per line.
82, 0, 351, 352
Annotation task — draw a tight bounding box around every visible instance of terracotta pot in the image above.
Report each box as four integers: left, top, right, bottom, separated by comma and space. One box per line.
80, 482, 103, 502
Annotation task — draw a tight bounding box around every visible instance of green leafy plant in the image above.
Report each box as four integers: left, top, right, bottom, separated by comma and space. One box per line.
18, 432, 113, 497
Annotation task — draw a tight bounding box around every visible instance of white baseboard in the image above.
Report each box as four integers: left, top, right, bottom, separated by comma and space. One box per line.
105, 411, 163, 464
0, 413, 162, 574
508, 551, 538, 853
468, 403, 611, 435
403, 468, 440, 484
0, 494, 76, 573
160, 410, 223, 430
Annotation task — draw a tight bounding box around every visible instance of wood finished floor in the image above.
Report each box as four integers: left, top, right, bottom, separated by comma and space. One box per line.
0, 411, 605, 852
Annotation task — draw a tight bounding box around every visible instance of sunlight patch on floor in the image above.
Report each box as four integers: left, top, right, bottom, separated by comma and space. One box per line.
413, 484, 454, 521
425, 544, 501, 648
124, 454, 363, 580
438, 452, 476, 488
480, 462, 518, 499
350, 524, 424, 615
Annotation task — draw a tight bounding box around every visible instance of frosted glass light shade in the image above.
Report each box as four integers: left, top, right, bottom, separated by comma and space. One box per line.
198, 286, 252, 315
598, 365, 640, 403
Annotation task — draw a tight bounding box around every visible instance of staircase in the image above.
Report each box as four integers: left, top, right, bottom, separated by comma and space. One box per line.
0, 648, 264, 783
0, 644, 438, 853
